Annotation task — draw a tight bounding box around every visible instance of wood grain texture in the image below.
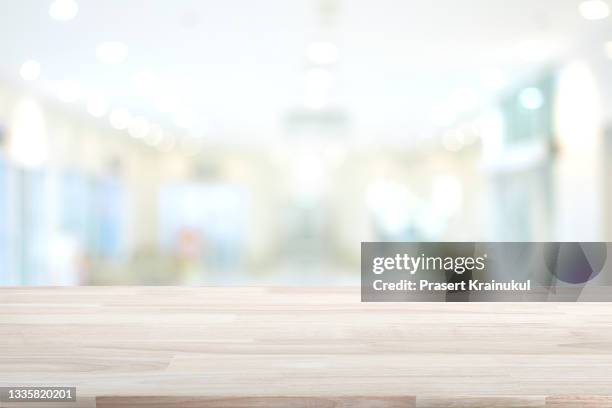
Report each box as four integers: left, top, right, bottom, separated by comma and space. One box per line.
1, 287, 612, 405
95, 396, 416, 408
417, 396, 545, 407
545, 396, 612, 408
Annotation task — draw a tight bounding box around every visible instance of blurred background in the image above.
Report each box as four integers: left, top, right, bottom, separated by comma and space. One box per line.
1, 0, 612, 285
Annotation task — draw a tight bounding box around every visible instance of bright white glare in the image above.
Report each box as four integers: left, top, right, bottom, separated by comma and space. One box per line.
323, 143, 346, 167
457, 123, 480, 145
430, 106, 456, 127
450, 87, 480, 112
480, 68, 507, 91
441, 130, 464, 152
604, 41, 612, 59
305, 68, 334, 89
174, 109, 195, 129
96, 42, 129, 64
555, 61, 602, 149
579, 0, 610, 20
478, 109, 505, 159
145, 123, 165, 146
304, 68, 333, 110
9, 98, 48, 168
20, 60, 41, 81
109, 108, 131, 130
307, 41, 339, 65
56, 80, 81, 103
128, 116, 150, 138
153, 90, 178, 113
517, 40, 548, 62
432, 175, 463, 217
47, 234, 80, 285
132, 69, 156, 92
158, 136, 176, 152
292, 151, 327, 201
519, 87, 544, 110
49, 0, 78, 21
86, 95, 109, 117
366, 180, 414, 236
304, 88, 330, 110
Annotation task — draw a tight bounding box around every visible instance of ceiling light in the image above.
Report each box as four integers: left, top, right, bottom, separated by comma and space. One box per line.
519, 87, 544, 110
86, 95, 109, 117
49, 0, 78, 21
128, 116, 150, 139
109, 108, 131, 130
96, 42, 128, 64
56, 80, 80, 103
307, 41, 339, 65
579, 0, 610, 19
20, 60, 41, 81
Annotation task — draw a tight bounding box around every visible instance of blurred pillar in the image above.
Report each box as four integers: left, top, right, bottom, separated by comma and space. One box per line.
553, 61, 603, 241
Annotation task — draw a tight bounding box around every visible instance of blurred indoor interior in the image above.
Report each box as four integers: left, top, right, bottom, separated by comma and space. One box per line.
1, 0, 612, 285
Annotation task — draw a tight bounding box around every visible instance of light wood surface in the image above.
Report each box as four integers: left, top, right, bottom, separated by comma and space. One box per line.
95, 396, 416, 408
1, 287, 612, 407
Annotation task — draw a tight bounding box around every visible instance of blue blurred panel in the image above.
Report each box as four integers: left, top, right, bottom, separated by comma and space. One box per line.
21, 169, 49, 285
61, 170, 92, 246
159, 183, 250, 277
92, 177, 125, 259
60, 172, 126, 262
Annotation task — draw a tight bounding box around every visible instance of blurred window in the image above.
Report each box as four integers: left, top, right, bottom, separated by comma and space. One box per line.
61, 170, 92, 248
18, 168, 49, 284
92, 177, 125, 259
61, 171, 126, 260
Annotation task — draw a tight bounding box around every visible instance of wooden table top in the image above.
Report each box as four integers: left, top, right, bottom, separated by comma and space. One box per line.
1, 287, 612, 407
